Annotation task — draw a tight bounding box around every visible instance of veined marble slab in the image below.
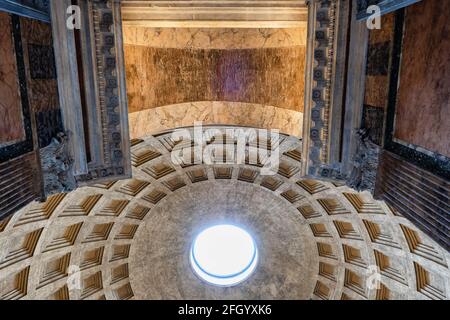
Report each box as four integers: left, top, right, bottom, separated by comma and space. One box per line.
128, 101, 303, 139
0, 12, 25, 146
123, 26, 307, 49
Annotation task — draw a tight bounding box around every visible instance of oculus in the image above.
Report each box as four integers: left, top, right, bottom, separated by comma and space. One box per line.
190, 224, 258, 286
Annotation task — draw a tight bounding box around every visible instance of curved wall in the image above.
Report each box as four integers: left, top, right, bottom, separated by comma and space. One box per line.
123, 27, 307, 50
124, 27, 306, 137
1, 127, 449, 300
128, 101, 303, 139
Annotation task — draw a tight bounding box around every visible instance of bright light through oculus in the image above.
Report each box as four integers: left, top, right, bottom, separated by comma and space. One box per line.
190, 224, 258, 286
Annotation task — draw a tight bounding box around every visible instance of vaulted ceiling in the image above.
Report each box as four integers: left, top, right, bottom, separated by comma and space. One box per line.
1, 126, 448, 300
122, 0, 309, 137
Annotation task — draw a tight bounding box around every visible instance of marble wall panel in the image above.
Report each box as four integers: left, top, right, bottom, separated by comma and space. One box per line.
19, 17, 58, 114
366, 41, 390, 76
124, 27, 306, 137
362, 105, 385, 146
123, 27, 307, 49
0, 12, 25, 146
367, 12, 395, 44
363, 13, 395, 145
394, 0, 450, 157
125, 45, 306, 113
35, 108, 63, 148
128, 101, 303, 139
364, 12, 394, 109
364, 75, 390, 111
19, 16, 60, 148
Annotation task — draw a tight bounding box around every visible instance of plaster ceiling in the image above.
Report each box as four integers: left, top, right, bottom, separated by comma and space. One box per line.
0, 126, 449, 300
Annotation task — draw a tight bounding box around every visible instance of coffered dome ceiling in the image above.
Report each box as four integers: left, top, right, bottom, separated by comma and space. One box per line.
0, 127, 449, 300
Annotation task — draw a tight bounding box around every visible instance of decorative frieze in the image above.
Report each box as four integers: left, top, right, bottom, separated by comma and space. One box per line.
74, 0, 131, 185
303, 0, 349, 182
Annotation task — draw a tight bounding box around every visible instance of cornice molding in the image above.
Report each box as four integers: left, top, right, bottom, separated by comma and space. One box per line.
121, 0, 308, 27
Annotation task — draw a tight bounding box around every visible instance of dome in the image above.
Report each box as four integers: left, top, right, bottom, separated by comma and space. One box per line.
0, 126, 449, 300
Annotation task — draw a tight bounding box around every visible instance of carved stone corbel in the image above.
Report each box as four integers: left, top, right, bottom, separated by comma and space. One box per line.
346, 129, 380, 193
39, 132, 77, 197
